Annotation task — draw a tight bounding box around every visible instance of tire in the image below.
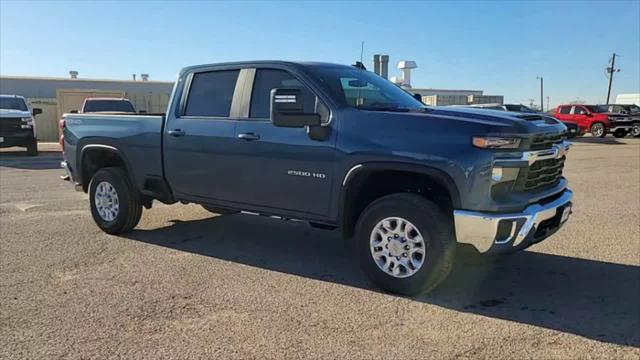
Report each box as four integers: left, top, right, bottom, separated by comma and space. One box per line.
613, 130, 628, 138
89, 167, 143, 234
632, 124, 640, 138
590, 122, 606, 138
354, 193, 456, 296
26, 140, 38, 156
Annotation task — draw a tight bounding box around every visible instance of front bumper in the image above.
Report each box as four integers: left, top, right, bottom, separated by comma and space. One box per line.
0, 134, 34, 148
609, 125, 633, 132
454, 189, 573, 254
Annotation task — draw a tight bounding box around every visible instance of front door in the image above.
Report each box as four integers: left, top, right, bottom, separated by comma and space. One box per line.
232, 68, 337, 217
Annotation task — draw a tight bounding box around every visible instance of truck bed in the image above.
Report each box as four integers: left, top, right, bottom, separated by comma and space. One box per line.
63, 113, 165, 190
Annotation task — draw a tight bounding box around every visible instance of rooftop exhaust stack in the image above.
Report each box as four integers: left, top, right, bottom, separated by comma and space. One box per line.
69, 70, 78, 79
397, 61, 417, 88
380, 55, 389, 79
373, 54, 381, 75
140, 73, 149, 81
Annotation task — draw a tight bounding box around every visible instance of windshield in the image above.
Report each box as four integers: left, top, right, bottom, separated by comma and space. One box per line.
84, 99, 135, 113
629, 105, 640, 113
306, 67, 425, 111
0, 97, 28, 111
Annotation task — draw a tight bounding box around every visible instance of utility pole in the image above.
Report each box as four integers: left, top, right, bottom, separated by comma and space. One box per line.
536, 76, 544, 112
547, 96, 550, 112
606, 53, 620, 104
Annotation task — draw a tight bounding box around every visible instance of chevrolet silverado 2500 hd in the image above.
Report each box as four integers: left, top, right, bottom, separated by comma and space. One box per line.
61, 61, 573, 295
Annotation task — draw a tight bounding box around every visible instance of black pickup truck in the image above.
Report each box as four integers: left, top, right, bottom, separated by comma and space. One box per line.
61, 61, 573, 295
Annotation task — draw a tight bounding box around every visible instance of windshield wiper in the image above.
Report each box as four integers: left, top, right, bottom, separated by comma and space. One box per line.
357, 105, 411, 112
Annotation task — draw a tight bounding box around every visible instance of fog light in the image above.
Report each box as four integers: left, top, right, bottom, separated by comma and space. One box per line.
492, 167, 503, 182
21, 124, 32, 129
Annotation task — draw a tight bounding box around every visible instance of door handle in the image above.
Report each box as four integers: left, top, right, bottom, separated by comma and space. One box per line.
168, 129, 186, 137
237, 132, 260, 141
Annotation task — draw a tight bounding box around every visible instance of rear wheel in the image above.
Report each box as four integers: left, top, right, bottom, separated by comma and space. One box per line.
590, 122, 606, 138
354, 193, 456, 296
89, 167, 142, 234
26, 140, 38, 156
632, 124, 640, 138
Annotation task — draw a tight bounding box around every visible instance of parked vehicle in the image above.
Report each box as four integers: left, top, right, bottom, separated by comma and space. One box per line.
60, 61, 573, 295
469, 103, 580, 138
553, 104, 634, 138
75, 98, 136, 114
600, 104, 640, 138
0, 94, 42, 155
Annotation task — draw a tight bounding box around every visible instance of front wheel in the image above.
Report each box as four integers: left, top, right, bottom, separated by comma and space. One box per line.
26, 140, 38, 156
591, 122, 606, 138
613, 129, 628, 138
89, 167, 143, 234
632, 124, 640, 138
354, 193, 456, 296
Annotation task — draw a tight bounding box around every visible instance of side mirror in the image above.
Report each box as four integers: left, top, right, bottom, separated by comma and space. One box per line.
70, 110, 78, 114
32, 108, 42, 116
138, 110, 147, 114
413, 93, 423, 102
270, 88, 321, 128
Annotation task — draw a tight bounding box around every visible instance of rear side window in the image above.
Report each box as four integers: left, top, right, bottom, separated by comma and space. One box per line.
185, 70, 239, 117
558, 106, 571, 114
574, 106, 588, 115
250, 69, 314, 118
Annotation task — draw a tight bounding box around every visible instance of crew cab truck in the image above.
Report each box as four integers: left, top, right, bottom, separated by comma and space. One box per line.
1, 94, 42, 155
554, 104, 635, 138
75, 97, 137, 114
61, 61, 573, 295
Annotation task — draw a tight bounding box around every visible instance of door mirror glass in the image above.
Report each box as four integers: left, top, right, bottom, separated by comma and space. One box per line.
270, 88, 321, 128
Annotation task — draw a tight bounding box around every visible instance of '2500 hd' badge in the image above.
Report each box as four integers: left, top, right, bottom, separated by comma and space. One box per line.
287, 170, 326, 179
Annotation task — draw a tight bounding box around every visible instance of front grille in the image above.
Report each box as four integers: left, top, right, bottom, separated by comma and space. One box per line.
529, 133, 566, 150
0, 117, 23, 132
515, 156, 566, 192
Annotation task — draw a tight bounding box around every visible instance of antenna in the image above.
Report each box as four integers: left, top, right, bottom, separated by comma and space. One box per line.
360, 40, 364, 66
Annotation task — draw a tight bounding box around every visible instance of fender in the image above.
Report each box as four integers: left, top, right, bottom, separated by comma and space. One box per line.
338, 161, 462, 222
77, 141, 136, 190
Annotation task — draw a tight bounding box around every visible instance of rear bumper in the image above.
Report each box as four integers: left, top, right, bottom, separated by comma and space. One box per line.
454, 189, 573, 254
60, 160, 82, 191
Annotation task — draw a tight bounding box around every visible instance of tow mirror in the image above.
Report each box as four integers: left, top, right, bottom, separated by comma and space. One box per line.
32, 108, 42, 116
270, 88, 321, 128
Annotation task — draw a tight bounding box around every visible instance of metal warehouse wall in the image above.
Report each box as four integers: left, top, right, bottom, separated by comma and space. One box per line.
0, 76, 175, 141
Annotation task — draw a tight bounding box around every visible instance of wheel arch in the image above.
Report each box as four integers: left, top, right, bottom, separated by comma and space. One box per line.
78, 144, 135, 193
339, 162, 461, 239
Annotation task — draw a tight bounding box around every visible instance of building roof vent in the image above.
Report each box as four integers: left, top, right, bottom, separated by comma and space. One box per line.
397, 61, 417, 88
69, 70, 78, 79
140, 73, 149, 81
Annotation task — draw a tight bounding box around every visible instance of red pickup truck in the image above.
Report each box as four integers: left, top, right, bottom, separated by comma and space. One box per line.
553, 104, 635, 138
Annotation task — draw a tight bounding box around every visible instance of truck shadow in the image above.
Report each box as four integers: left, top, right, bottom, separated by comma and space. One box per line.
124, 213, 639, 348
0, 151, 62, 170
570, 137, 625, 145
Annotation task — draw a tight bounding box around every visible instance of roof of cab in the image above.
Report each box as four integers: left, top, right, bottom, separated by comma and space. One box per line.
0, 94, 26, 99
178, 61, 352, 76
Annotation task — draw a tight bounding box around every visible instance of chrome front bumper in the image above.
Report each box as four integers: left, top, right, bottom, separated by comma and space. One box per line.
453, 189, 573, 254
609, 125, 633, 132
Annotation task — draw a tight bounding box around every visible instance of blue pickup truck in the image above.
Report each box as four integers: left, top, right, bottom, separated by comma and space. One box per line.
61, 61, 573, 295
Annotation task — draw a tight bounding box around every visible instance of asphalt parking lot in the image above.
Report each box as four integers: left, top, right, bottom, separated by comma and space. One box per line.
1, 139, 639, 359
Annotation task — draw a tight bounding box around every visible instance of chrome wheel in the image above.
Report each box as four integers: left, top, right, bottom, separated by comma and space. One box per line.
591, 123, 605, 137
94, 181, 119, 222
370, 217, 426, 278
632, 124, 640, 137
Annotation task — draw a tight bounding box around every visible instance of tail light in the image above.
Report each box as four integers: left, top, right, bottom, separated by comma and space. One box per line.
59, 118, 65, 152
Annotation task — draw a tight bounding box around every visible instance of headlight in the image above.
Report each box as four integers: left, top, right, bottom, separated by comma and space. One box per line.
21, 117, 34, 125
472, 136, 520, 149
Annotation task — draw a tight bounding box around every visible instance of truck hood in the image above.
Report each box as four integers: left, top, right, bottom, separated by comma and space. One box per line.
0, 109, 31, 118
425, 107, 564, 134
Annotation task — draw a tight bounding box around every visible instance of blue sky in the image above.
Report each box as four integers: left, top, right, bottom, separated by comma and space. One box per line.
1, 0, 639, 107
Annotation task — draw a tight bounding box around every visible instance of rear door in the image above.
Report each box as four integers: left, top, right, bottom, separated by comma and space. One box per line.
163, 69, 242, 202
555, 106, 573, 121
232, 67, 337, 217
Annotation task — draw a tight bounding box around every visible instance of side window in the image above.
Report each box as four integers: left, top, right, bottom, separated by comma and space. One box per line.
559, 106, 571, 114
574, 106, 587, 115
250, 69, 315, 119
185, 70, 239, 117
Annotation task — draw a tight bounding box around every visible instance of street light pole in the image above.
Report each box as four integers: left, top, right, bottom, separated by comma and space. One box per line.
606, 53, 620, 104
536, 76, 544, 112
